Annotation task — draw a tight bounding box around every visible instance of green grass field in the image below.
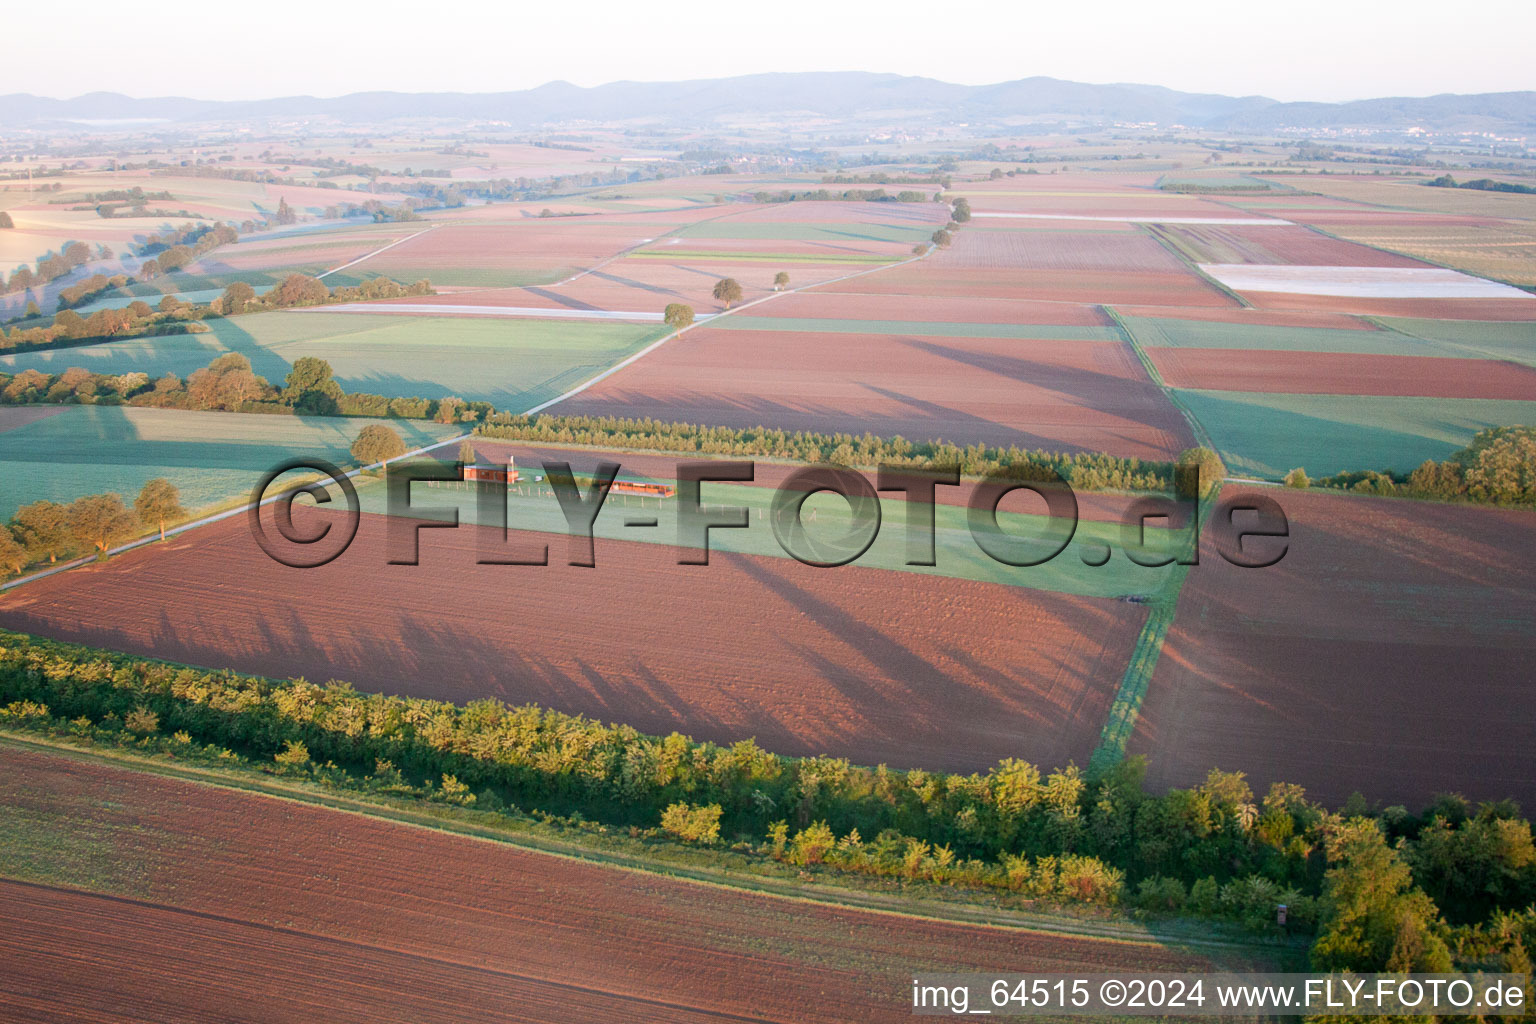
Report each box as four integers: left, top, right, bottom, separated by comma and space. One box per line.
1375, 318, 1536, 365
1118, 315, 1446, 356
0, 312, 667, 410
358, 474, 1187, 600
714, 317, 1124, 340
1176, 389, 1536, 478
0, 406, 458, 520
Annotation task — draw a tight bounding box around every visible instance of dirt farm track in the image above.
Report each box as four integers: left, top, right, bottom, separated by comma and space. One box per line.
0, 510, 1146, 774
0, 746, 1225, 1024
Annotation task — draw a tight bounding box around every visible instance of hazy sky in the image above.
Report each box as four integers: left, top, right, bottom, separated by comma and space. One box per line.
12, 0, 1534, 103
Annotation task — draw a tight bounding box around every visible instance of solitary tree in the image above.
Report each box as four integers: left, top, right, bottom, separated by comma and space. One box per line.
351, 423, 407, 466
0, 212, 14, 229
772, 271, 790, 291
1177, 447, 1226, 499
1283, 467, 1310, 489
66, 493, 138, 556
663, 302, 695, 329
135, 478, 185, 541
457, 439, 477, 465
951, 197, 972, 223
931, 228, 952, 248
712, 277, 743, 308
275, 197, 297, 225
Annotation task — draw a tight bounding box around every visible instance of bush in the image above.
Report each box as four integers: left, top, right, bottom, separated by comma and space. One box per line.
350, 423, 407, 466
660, 802, 722, 843
1283, 467, 1310, 489
124, 706, 160, 735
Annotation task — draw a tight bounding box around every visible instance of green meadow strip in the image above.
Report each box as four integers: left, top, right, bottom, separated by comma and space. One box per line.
1086, 480, 1220, 777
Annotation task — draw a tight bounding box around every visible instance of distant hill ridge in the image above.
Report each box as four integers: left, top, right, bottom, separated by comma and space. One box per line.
3, 73, 1532, 132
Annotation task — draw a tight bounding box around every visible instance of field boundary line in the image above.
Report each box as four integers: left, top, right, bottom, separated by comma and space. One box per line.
1138, 223, 1252, 309
0, 730, 1286, 960
1103, 305, 1218, 452
316, 226, 436, 280
1085, 478, 1223, 777
0, 429, 474, 594
526, 244, 938, 415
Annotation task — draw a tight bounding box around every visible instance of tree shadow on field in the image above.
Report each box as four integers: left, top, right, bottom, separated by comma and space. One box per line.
587, 270, 687, 299
517, 287, 601, 312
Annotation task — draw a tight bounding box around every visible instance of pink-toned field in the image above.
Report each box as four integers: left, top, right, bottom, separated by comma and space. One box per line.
1147, 348, 1536, 399
0, 746, 1223, 1024
759, 289, 1114, 325
1130, 489, 1536, 809
0, 511, 1147, 774
1110, 305, 1376, 330
1156, 224, 1424, 267
553, 324, 1194, 458
818, 228, 1239, 307
1241, 292, 1536, 320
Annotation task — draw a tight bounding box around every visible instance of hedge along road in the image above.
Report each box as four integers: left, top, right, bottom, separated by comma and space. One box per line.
0, 240, 943, 594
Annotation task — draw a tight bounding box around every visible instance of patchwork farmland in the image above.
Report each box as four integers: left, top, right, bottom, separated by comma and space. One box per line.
2, 95, 1535, 1016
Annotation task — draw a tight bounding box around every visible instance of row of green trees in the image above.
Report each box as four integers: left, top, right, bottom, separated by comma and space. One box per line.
5, 240, 93, 295
476, 414, 1177, 491
0, 632, 1530, 974
1291, 427, 1536, 506
1, 273, 432, 354
0, 480, 183, 576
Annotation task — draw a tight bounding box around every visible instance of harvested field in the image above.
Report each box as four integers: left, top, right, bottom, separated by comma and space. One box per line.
0, 510, 1148, 774
1174, 389, 1536, 478
553, 325, 1194, 458
1319, 222, 1536, 287
1152, 224, 1422, 267
1148, 348, 1536, 399
1129, 489, 1536, 809
0, 746, 1223, 1023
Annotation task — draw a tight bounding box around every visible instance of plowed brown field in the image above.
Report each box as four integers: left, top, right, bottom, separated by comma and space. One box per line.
766, 290, 1113, 325
1147, 348, 1536, 399
0, 746, 1223, 1024
553, 326, 1193, 458
1129, 489, 1536, 809
0, 512, 1146, 773
1240, 292, 1536, 320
